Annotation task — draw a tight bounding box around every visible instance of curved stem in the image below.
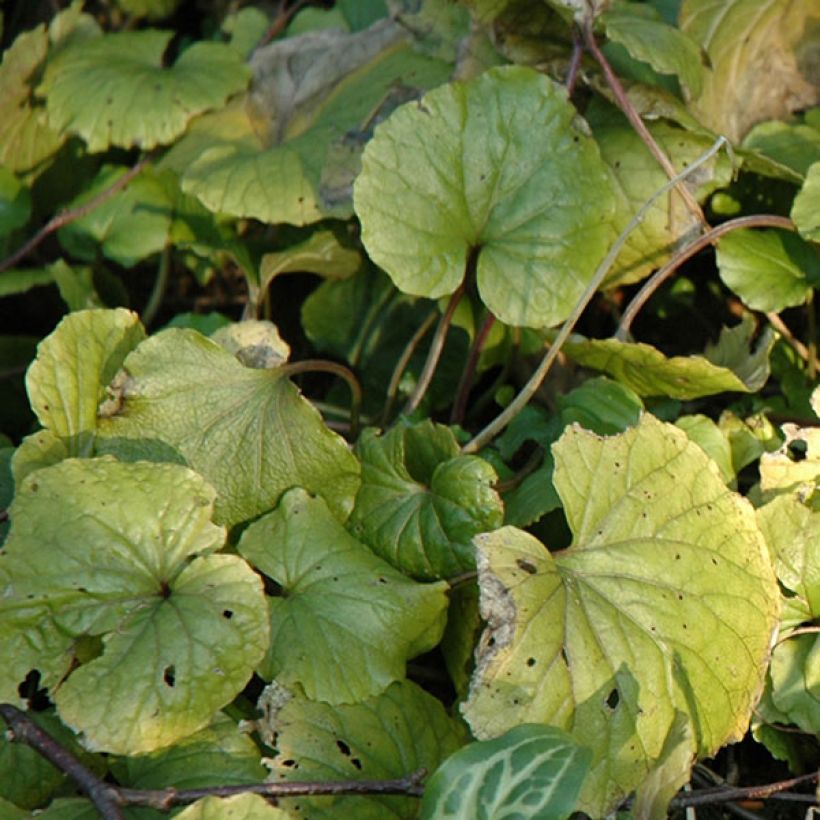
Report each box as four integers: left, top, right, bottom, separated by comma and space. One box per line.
381, 307, 438, 426
616, 214, 795, 340
279, 359, 362, 440
402, 282, 466, 416
583, 20, 706, 226
766, 311, 810, 362
463, 136, 729, 455
141, 242, 172, 328
806, 289, 816, 380
450, 311, 496, 425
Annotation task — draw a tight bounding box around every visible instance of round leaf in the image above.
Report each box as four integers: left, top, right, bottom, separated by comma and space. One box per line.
39, 31, 250, 152
238, 488, 449, 703
354, 65, 615, 328
462, 414, 779, 816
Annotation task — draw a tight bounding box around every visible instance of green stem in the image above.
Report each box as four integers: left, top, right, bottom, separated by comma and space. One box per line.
142, 242, 172, 328
616, 214, 795, 340
463, 136, 729, 455
450, 311, 496, 425
381, 307, 438, 426
806, 290, 817, 381
279, 359, 363, 440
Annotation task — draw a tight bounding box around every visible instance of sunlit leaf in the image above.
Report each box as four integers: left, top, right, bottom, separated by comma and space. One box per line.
462, 414, 779, 816
792, 161, 820, 241
742, 117, 820, 176
759, 423, 820, 495
1, 458, 269, 754
354, 65, 616, 328
768, 634, 820, 733
238, 488, 448, 702
176, 794, 289, 819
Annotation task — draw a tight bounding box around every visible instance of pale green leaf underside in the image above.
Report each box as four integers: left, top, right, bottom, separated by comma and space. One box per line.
716, 228, 819, 312
419, 724, 591, 820
238, 488, 449, 703
96, 328, 360, 527
26, 308, 146, 457
791, 161, 820, 241
348, 422, 504, 580
39, 30, 250, 152
462, 414, 779, 816
0, 459, 269, 753
354, 65, 615, 328
562, 336, 753, 399
257, 680, 466, 819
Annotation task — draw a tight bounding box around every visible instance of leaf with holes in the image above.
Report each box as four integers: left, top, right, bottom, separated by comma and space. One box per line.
462, 414, 779, 816
238, 488, 449, 703
354, 65, 615, 328
0, 458, 269, 754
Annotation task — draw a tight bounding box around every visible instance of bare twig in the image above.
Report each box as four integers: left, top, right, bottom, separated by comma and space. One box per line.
766, 311, 810, 362
671, 770, 819, 810
565, 33, 584, 94
0, 159, 148, 275
259, 0, 311, 46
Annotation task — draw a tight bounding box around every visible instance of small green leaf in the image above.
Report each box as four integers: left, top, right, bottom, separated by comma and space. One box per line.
26, 308, 146, 457
602, 9, 704, 98
238, 488, 449, 703
175, 794, 289, 819
354, 65, 615, 328
562, 336, 755, 399
716, 229, 820, 312
675, 415, 735, 484
462, 414, 779, 816
768, 634, 820, 733
1, 458, 269, 754
742, 118, 820, 176
96, 328, 360, 527
792, 161, 820, 241
256, 680, 466, 819
0, 167, 31, 239
0, 268, 54, 299
112, 0, 182, 21
348, 421, 503, 579
39, 31, 251, 152
419, 724, 591, 820
703, 315, 775, 392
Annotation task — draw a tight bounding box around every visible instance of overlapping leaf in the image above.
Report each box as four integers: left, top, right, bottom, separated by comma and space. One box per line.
96, 327, 361, 527
238, 488, 449, 703
354, 65, 616, 328
0, 458, 269, 754
348, 421, 503, 579
462, 414, 779, 815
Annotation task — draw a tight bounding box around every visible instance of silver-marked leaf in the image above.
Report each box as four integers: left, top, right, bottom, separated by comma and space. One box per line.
419, 724, 591, 820
257, 680, 466, 819
39, 31, 250, 152
354, 65, 615, 328
26, 308, 146, 457
96, 328, 360, 527
716, 228, 820, 312
462, 414, 779, 816
238, 488, 449, 703
0, 459, 269, 753
348, 421, 503, 580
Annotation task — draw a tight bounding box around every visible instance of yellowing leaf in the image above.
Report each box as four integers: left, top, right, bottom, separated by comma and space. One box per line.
462, 414, 779, 816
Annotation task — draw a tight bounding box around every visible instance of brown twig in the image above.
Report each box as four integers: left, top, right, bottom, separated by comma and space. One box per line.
565, 32, 584, 95
259, 0, 311, 46
0, 159, 148, 276
670, 771, 819, 809
0, 704, 427, 815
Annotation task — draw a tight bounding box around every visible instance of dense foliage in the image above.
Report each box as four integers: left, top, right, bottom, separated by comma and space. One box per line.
0, 0, 818, 817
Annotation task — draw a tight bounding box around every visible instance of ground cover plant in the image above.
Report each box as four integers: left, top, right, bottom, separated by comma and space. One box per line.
0, 0, 818, 817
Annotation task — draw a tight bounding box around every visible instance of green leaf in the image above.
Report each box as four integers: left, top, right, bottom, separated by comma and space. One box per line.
26, 308, 146, 457
354, 65, 615, 328
703, 315, 775, 392
716, 228, 820, 312
114, 713, 267, 789
176, 794, 289, 819
0, 167, 31, 239
112, 0, 182, 21
680, 0, 818, 142
238, 488, 449, 702
675, 415, 735, 484
561, 336, 756, 399
759, 424, 820, 495
557, 376, 643, 435
1, 458, 269, 754
0, 25, 65, 174
742, 118, 820, 176
602, 8, 705, 98
348, 421, 503, 579
462, 414, 779, 816
58, 165, 176, 267
49, 259, 104, 311
96, 328, 360, 527
39, 31, 251, 152
256, 680, 466, 819
792, 161, 820, 241
419, 724, 591, 820
768, 634, 820, 733
0, 268, 54, 299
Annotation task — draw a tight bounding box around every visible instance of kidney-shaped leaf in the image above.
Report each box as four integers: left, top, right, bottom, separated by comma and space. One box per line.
238, 488, 449, 703
0, 458, 269, 754
348, 421, 503, 580
420, 724, 591, 820
39, 30, 250, 152
462, 414, 779, 816
96, 328, 360, 527
354, 65, 615, 328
